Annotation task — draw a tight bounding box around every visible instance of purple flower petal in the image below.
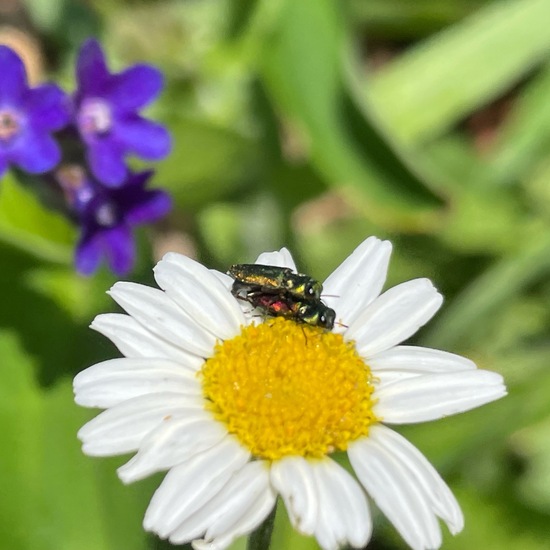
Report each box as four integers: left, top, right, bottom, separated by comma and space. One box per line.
24, 84, 70, 130
0, 46, 27, 102
125, 169, 154, 189
87, 139, 127, 186
76, 232, 102, 276
103, 224, 135, 275
70, 169, 170, 277
0, 155, 7, 177
73, 39, 171, 172
115, 115, 171, 160
107, 65, 164, 113
126, 190, 171, 225
76, 38, 109, 96
10, 130, 60, 173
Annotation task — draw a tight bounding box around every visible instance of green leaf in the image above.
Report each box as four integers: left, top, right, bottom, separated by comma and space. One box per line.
422, 233, 550, 350
514, 417, 550, 513
24, 266, 114, 322
271, 500, 319, 550
103, 0, 233, 74
154, 116, 260, 208
259, 0, 442, 229
490, 61, 550, 185
523, 157, 550, 218
440, 485, 550, 550
439, 185, 529, 255
368, 0, 550, 144
0, 330, 151, 550
0, 173, 74, 263
349, 0, 493, 39
198, 193, 285, 268
420, 135, 501, 192
0, 242, 112, 386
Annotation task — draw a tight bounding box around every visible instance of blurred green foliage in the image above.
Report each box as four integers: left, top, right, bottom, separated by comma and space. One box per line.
2, 0, 550, 548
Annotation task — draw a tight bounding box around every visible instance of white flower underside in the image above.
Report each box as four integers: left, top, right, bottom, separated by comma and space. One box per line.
75, 237, 507, 550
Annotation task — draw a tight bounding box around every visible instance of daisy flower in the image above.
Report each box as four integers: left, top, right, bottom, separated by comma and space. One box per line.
74, 237, 506, 550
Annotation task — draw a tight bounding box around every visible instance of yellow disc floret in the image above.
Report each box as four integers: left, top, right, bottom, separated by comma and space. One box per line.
200, 317, 377, 460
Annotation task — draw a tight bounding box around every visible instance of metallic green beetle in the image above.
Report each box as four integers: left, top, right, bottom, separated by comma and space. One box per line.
228, 264, 323, 302
236, 291, 335, 330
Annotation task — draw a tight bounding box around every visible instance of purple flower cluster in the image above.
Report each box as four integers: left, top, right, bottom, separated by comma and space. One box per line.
55, 166, 170, 275
0, 39, 172, 276
0, 47, 68, 176
74, 39, 170, 187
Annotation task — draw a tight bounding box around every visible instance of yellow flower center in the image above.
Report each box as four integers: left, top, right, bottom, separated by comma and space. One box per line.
200, 317, 377, 460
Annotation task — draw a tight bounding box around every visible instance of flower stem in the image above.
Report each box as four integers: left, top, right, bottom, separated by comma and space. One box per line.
247, 504, 277, 550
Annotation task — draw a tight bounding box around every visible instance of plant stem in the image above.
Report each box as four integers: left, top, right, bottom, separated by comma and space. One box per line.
247, 504, 277, 550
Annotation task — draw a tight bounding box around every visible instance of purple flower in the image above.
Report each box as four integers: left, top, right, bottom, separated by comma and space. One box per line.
55, 165, 171, 275
74, 39, 171, 187
0, 46, 69, 177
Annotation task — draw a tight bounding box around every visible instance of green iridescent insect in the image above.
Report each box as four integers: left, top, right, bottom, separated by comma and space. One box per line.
236, 292, 336, 330
228, 264, 335, 329
228, 264, 323, 302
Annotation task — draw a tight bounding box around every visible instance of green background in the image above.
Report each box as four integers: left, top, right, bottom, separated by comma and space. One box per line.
1, 0, 550, 548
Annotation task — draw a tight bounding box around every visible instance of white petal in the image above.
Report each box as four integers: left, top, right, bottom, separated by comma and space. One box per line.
143, 437, 250, 538
210, 270, 233, 289
369, 346, 476, 389
108, 282, 216, 357
323, 237, 392, 330
271, 456, 318, 535
169, 461, 273, 544
346, 279, 443, 357
118, 413, 227, 483
236, 300, 261, 326
74, 358, 201, 408
254, 247, 298, 271
374, 370, 507, 424
311, 459, 372, 550
154, 254, 245, 340
91, 313, 202, 364
349, 431, 442, 550
366, 426, 463, 533
192, 483, 275, 550
373, 370, 421, 387
212, 269, 260, 326
77, 392, 203, 456
192, 535, 233, 550
370, 345, 476, 373
203, 461, 274, 539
